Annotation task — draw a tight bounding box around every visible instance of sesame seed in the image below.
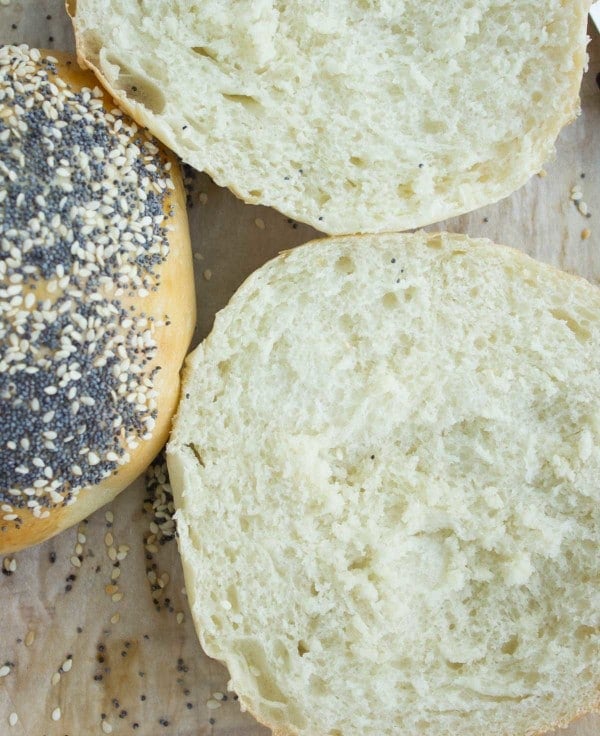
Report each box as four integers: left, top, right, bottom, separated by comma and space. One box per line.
581, 228, 591, 240
570, 187, 583, 202
203, 269, 212, 281
3, 556, 17, 574
206, 699, 221, 710
254, 217, 265, 230
0, 665, 11, 677
51, 707, 61, 721
87, 451, 101, 465
24, 630, 35, 646
8, 712, 18, 727
577, 200, 590, 217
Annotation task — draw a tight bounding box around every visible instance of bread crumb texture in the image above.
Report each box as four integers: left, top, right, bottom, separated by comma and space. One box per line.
72, 0, 590, 233
169, 232, 600, 736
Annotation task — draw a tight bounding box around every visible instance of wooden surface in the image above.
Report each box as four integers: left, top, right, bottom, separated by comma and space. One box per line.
1, 2, 599, 734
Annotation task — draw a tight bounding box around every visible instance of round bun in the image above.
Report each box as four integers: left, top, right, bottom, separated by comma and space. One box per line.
69, 0, 590, 234
168, 232, 600, 736
0, 45, 195, 553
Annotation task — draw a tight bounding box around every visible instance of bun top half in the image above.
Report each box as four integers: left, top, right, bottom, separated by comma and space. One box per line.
0, 45, 195, 552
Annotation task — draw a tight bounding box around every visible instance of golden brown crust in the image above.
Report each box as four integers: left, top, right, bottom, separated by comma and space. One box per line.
0, 50, 195, 553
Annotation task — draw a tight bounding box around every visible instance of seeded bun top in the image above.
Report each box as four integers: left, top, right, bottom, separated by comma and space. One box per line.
0, 45, 195, 553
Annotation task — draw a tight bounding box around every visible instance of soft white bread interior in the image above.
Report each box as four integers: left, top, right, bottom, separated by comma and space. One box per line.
69, 0, 590, 234
0, 46, 195, 553
168, 232, 600, 736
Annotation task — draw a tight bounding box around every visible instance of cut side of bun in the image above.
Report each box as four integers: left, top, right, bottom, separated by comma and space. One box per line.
168, 232, 600, 736
70, 0, 590, 234
0, 45, 195, 552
